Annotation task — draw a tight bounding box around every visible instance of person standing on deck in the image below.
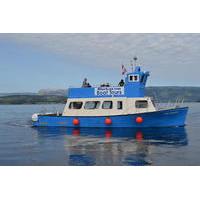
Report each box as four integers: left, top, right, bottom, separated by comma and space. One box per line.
118, 79, 125, 87
82, 78, 91, 87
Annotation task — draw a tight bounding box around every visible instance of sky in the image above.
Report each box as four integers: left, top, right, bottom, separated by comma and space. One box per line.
0, 33, 200, 93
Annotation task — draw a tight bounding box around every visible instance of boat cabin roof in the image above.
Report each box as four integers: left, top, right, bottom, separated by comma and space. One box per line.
67, 66, 150, 99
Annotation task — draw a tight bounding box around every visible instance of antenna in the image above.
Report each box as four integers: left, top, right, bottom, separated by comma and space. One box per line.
133, 56, 138, 66
130, 60, 134, 72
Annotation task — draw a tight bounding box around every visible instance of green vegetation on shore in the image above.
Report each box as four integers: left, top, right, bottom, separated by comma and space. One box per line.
0, 95, 66, 105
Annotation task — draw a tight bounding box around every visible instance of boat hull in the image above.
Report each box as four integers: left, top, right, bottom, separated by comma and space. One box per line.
32, 107, 188, 128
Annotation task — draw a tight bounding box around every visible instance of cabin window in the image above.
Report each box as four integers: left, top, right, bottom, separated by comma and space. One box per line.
117, 101, 123, 109
69, 102, 83, 109
135, 100, 148, 108
84, 101, 100, 109
102, 101, 113, 109
129, 74, 139, 82
134, 75, 138, 81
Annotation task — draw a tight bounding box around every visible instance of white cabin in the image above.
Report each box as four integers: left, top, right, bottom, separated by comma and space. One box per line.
62, 97, 156, 116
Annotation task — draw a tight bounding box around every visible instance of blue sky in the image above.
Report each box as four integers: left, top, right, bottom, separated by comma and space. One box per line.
0, 33, 199, 92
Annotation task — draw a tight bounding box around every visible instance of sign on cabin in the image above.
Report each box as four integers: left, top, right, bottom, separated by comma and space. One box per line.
94, 87, 124, 96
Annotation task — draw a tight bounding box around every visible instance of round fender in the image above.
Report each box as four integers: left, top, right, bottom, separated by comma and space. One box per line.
105, 118, 112, 125
136, 116, 143, 124
73, 118, 80, 125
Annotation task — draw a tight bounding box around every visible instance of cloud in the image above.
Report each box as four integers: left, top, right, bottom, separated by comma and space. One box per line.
1, 33, 200, 85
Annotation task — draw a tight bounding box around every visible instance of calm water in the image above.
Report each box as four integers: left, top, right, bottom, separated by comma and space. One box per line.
0, 103, 199, 166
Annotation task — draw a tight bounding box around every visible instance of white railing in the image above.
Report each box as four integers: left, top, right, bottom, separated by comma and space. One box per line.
155, 97, 185, 111
68, 83, 117, 88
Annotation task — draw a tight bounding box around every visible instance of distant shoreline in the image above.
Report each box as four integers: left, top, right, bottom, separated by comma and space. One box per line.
0, 86, 200, 104
0, 95, 67, 105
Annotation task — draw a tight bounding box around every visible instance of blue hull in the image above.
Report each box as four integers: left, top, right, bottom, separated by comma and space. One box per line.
32, 107, 188, 128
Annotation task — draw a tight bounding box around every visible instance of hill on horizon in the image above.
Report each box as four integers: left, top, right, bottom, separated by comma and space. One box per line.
0, 86, 200, 104
37, 86, 200, 102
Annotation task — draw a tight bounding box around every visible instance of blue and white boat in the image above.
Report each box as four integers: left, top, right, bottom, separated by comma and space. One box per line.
32, 65, 188, 128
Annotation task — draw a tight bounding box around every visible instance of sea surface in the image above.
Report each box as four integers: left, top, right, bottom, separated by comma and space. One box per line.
0, 103, 199, 166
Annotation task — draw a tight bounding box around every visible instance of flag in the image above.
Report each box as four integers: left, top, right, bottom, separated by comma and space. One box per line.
122, 65, 127, 75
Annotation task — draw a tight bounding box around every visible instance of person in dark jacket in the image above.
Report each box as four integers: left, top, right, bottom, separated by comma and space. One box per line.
82, 78, 92, 88
118, 79, 125, 87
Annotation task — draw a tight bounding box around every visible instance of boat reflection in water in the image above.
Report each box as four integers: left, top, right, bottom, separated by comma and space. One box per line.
34, 126, 188, 166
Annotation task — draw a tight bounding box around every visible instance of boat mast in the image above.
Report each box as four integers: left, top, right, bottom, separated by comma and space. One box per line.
130, 56, 138, 72
130, 60, 134, 72
133, 56, 138, 66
